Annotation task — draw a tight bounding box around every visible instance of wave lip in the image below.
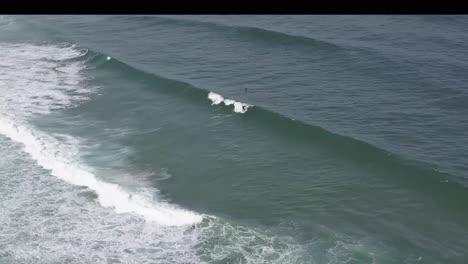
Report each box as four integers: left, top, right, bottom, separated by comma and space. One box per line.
208, 92, 252, 114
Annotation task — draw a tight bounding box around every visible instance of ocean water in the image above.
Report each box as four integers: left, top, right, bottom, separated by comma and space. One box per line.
0, 15, 467, 264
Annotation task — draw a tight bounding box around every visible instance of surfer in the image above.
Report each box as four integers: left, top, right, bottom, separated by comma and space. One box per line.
245, 88, 248, 93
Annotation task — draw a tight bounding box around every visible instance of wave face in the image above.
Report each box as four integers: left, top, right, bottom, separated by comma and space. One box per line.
0, 41, 307, 263
33, 14, 468, 181
2, 15, 468, 264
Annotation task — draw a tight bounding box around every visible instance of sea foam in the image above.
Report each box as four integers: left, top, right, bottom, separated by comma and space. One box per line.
208, 92, 252, 114
0, 42, 202, 226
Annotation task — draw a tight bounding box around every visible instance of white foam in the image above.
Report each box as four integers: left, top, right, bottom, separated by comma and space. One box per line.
195, 216, 306, 263
0, 137, 202, 263
208, 92, 251, 114
233, 101, 248, 113
208, 91, 225, 105
223, 99, 235, 106
0, 43, 92, 118
0, 117, 202, 226
0, 42, 202, 226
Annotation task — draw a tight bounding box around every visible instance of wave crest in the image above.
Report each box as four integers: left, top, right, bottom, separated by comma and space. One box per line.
208, 92, 252, 114
0, 117, 203, 226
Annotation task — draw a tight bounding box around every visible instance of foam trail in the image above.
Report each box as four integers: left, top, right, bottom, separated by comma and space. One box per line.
0, 117, 202, 226
208, 92, 251, 113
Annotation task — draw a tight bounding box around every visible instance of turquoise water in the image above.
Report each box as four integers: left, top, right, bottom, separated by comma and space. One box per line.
0, 15, 467, 263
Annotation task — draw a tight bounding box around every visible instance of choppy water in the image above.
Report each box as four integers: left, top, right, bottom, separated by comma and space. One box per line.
1, 15, 468, 264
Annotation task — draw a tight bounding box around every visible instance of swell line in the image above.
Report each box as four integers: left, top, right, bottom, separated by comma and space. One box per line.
81, 48, 468, 220
119, 15, 344, 50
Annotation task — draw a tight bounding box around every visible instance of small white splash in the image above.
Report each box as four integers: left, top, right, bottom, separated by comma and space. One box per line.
233, 102, 247, 113
207, 92, 251, 114
417, 256, 422, 261
106, 56, 111, 61
208, 92, 224, 105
